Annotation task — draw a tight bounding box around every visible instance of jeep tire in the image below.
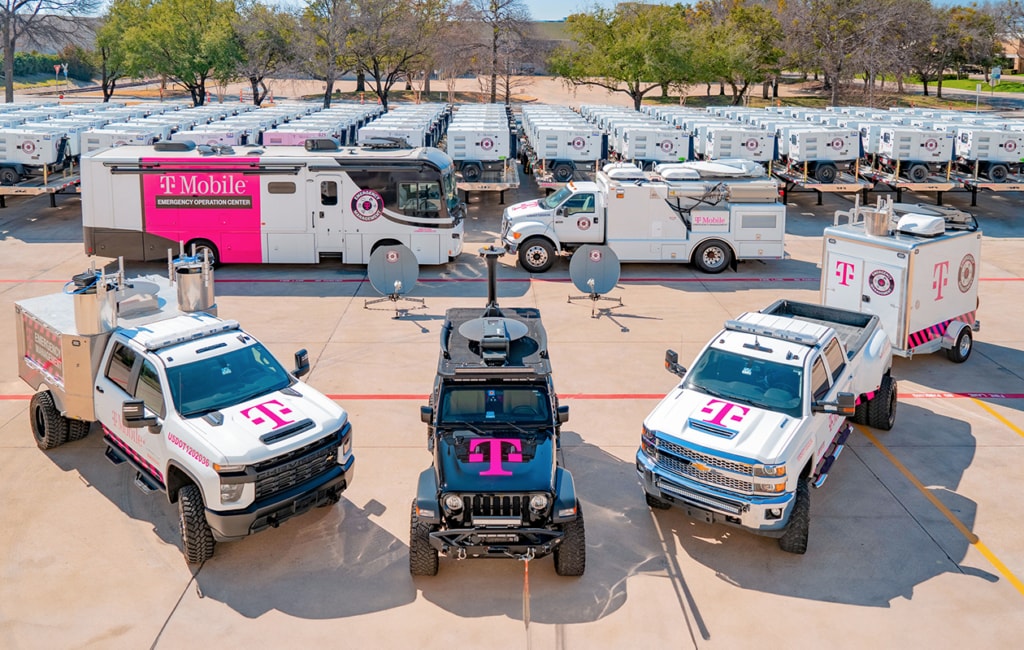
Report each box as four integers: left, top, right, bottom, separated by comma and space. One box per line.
778, 478, 810, 554
179, 484, 215, 564
30, 390, 68, 450
409, 500, 439, 576
867, 374, 897, 431
553, 504, 586, 576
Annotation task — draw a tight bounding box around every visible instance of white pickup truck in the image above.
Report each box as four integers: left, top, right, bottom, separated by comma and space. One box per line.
16, 257, 354, 564
636, 299, 895, 554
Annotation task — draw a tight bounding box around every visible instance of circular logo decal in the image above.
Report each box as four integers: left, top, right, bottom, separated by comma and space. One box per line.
571, 137, 586, 150
351, 189, 384, 222
869, 269, 895, 296
480, 137, 494, 150
924, 138, 938, 152
830, 138, 844, 149
958, 254, 976, 293
385, 250, 400, 264
22, 140, 35, 154
589, 248, 602, 262
744, 138, 758, 150
1005, 140, 1017, 152
659, 140, 674, 152
577, 217, 592, 231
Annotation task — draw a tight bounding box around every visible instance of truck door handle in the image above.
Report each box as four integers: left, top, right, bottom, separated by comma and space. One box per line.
95, 386, 104, 393
862, 295, 870, 303
593, 217, 599, 223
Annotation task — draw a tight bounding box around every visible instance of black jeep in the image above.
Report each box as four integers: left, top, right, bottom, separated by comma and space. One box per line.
409, 247, 585, 576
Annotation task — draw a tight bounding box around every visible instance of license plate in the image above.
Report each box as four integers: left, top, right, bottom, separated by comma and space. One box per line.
684, 505, 715, 524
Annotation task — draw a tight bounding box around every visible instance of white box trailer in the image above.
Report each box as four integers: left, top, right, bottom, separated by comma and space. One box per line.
83, 128, 160, 155
876, 128, 955, 181
704, 127, 774, 162
786, 129, 861, 183
0, 127, 72, 177
822, 198, 981, 361
262, 128, 336, 146
170, 128, 247, 147
954, 127, 1024, 181
524, 126, 608, 181
446, 125, 513, 173
618, 128, 690, 165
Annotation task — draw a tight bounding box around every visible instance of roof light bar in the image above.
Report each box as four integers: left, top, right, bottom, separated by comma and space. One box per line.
144, 319, 241, 350
723, 319, 821, 346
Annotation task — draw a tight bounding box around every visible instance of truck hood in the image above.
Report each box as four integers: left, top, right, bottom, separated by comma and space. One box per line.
438, 433, 554, 493
645, 387, 801, 464
504, 199, 551, 222
184, 385, 347, 463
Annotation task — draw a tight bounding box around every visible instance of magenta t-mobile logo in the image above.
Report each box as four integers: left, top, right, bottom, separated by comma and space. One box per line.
240, 400, 295, 430
835, 260, 856, 286
469, 438, 523, 476
700, 399, 750, 428
933, 261, 949, 300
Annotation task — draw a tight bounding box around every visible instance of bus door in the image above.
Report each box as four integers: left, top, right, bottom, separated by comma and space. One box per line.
308, 175, 346, 257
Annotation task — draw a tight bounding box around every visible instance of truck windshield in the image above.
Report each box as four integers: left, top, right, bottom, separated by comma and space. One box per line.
438, 386, 551, 430
541, 185, 574, 210
166, 343, 291, 417
683, 347, 803, 418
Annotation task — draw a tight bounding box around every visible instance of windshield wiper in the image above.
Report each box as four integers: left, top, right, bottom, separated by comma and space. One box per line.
442, 420, 486, 435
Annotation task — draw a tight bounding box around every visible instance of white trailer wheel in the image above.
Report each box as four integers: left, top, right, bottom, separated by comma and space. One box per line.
946, 328, 973, 363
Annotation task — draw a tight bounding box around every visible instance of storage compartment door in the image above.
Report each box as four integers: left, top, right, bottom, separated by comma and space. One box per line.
859, 259, 906, 348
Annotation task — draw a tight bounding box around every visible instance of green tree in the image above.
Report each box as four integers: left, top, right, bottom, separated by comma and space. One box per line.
93, 0, 142, 102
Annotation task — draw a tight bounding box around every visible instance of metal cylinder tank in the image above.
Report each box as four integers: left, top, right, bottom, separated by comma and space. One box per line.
174, 256, 216, 315
70, 270, 116, 335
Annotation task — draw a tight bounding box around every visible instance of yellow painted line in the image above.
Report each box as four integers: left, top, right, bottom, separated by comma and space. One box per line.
857, 425, 1024, 598
971, 398, 1024, 439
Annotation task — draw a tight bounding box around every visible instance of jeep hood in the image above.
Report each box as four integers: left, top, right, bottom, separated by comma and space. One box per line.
438, 433, 555, 493
645, 388, 802, 463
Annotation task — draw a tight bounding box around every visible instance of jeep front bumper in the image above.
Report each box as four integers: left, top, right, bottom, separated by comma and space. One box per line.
430, 526, 564, 559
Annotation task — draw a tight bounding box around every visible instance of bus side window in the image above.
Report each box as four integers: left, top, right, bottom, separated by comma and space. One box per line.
321, 181, 338, 206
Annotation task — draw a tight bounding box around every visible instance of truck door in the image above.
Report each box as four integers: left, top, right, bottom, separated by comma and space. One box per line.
551, 192, 603, 244
307, 175, 346, 257
824, 251, 904, 348
807, 350, 847, 470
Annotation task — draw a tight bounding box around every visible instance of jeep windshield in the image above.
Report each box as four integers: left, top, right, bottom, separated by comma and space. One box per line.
683, 347, 804, 418
438, 386, 552, 430
166, 342, 292, 417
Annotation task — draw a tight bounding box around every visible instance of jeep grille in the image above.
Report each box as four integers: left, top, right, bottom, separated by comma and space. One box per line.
464, 494, 530, 519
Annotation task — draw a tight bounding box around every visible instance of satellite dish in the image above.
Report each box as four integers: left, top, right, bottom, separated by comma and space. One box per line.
365, 244, 425, 317
569, 245, 620, 295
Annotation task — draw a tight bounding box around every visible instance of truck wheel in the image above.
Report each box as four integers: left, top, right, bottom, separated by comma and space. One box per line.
645, 491, 672, 510
814, 163, 838, 184
461, 162, 482, 182
693, 240, 732, 274
178, 484, 215, 564
185, 239, 219, 268
552, 163, 573, 183
946, 328, 972, 363
409, 500, 439, 576
0, 167, 19, 185
906, 164, 929, 183
553, 504, 586, 576
30, 391, 69, 450
851, 398, 869, 425
867, 374, 897, 431
518, 238, 555, 273
67, 419, 93, 442
987, 164, 1009, 183
778, 478, 809, 554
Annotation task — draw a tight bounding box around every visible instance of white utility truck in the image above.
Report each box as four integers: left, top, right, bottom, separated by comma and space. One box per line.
637, 299, 896, 554
15, 255, 354, 564
822, 197, 982, 362
501, 160, 785, 273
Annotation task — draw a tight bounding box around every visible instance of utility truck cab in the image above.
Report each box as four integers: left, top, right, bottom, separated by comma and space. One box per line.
637, 300, 895, 554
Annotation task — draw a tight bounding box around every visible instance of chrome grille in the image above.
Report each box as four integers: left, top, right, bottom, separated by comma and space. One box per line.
656, 453, 754, 493
657, 437, 753, 474
254, 434, 340, 500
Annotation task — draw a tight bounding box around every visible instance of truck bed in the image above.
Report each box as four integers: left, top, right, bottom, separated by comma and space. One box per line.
761, 299, 880, 359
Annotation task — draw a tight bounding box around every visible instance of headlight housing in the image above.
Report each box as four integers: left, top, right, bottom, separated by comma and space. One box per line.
529, 494, 549, 512
641, 424, 657, 456
753, 463, 785, 478
443, 494, 464, 513
753, 480, 787, 494
220, 483, 244, 503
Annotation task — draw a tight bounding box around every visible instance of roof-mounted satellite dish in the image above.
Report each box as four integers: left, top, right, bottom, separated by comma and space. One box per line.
364, 244, 426, 317
568, 245, 624, 321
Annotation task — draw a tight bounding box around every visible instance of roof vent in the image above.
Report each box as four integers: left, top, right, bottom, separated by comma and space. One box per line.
154, 140, 196, 152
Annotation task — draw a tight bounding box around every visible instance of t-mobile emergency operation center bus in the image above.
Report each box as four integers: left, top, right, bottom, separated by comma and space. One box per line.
81, 140, 464, 265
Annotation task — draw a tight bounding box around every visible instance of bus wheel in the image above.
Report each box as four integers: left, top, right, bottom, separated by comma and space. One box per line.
186, 239, 219, 267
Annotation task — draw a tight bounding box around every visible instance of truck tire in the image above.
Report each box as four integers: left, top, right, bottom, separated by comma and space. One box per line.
518, 238, 555, 273
851, 398, 868, 426
30, 391, 69, 450
814, 163, 838, 184
0, 167, 19, 185
906, 164, 929, 183
693, 240, 732, 274
866, 374, 897, 431
178, 484, 215, 564
946, 327, 972, 363
645, 491, 672, 510
461, 162, 482, 182
409, 500, 439, 576
987, 163, 1009, 183
185, 239, 219, 268
778, 478, 809, 554
67, 419, 92, 442
553, 504, 586, 576
552, 163, 573, 183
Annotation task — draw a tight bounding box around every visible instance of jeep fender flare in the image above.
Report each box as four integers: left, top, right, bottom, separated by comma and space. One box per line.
553, 466, 578, 523
413, 467, 441, 524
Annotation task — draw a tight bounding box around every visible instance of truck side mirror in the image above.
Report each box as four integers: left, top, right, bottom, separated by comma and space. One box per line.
293, 349, 310, 378
813, 392, 856, 416
557, 404, 569, 424
420, 405, 433, 424
122, 400, 157, 429
665, 349, 686, 377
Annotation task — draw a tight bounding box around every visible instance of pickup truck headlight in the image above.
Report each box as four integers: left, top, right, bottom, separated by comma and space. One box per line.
753, 463, 785, 478
641, 425, 657, 457
220, 483, 244, 503
213, 463, 245, 474
341, 432, 352, 457
753, 480, 787, 494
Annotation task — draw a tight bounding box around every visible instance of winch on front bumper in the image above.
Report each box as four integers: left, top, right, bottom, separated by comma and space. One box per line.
429, 526, 564, 559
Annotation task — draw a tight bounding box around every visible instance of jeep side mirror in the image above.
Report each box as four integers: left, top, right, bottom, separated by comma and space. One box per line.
665, 349, 686, 377
813, 391, 856, 416
293, 349, 310, 378
123, 399, 157, 429
557, 404, 569, 424
420, 405, 433, 424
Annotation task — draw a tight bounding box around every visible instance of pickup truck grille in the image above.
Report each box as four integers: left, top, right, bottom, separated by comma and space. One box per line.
254, 431, 341, 500
656, 453, 754, 493
658, 438, 753, 474
463, 494, 529, 519
655, 436, 755, 494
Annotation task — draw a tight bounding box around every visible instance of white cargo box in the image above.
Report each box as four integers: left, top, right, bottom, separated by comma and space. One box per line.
446, 126, 512, 162
877, 128, 954, 162
170, 129, 246, 146
954, 127, 1024, 163
529, 127, 607, 162
788, 129, 860, 163
618, 128, 689, 162
82, 128, 159, 155
262, 128, 334, 146
0, 128, 69, 165
704, 127, 774, 162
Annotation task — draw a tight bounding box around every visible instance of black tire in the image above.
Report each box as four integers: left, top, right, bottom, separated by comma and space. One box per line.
778, 478, 810, 554
552, 163, 573, 183
692, 239, 733, 274
814, 163, 838, 184
185, 239, 219, 268
67, 419, 93, 442
645, 491, 672, 510
866, 374, 897, 431
518, 238, 556, 273
946, 327, 972, 363
851, 398, 869, 425
906, 164, 929, 183
461, 163, 482, 182
409, 500, 439, 576
553, 504, 586, 576
30, 391, 68, 450
0, 167, 19, 185
178, 484, 215, 564
987, 164, 1009, 183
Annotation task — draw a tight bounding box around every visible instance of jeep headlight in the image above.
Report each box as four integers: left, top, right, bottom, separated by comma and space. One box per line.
529, 494, 549, 512
443, 494, 464, 513
220, 483, 244, 503
753, 463, 785, 478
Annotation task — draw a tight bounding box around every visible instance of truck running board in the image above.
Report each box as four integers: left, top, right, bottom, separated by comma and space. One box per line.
133, 472, 159, 494
104, 445, 127, 466
813, 424, 853, 489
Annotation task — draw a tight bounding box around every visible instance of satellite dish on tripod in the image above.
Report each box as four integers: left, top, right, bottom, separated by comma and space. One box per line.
568, 245, 623, 318
364, 244, 426, 317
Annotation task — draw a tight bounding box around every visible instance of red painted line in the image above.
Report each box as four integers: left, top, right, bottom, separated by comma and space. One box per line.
902, 392, 1024, 399
1, 276, 1018, 285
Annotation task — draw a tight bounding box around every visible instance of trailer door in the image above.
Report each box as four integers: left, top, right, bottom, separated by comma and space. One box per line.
308, 175, 346, 257
824, 249, 905, 347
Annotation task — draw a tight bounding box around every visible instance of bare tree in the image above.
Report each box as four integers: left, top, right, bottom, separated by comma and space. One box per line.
234, 0, 298, 105
467, 0, 530, 104
296, 0, 352, 108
